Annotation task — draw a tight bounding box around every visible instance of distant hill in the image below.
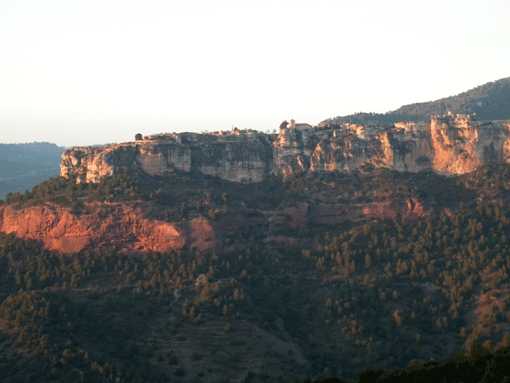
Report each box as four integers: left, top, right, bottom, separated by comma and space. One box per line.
0, 142, 65, 200
322, 76, 510, 126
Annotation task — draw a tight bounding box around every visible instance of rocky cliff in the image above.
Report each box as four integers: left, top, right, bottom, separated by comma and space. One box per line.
60, 113, 510, 183
60, 130, 273, 183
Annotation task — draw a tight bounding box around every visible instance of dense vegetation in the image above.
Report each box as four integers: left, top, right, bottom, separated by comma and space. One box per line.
297, 202, 510, 374
0, 169, 286, 225
298, 344, 510, 382
1, 164, 510, 381
323, 77, 510, 125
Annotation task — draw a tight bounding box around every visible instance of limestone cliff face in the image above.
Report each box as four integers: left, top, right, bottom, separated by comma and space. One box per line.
60, 114, 510, 183
274, 114, 510, 177
429, 114, 510, 174
61, 130, 273, 183
305, 121, 434, 175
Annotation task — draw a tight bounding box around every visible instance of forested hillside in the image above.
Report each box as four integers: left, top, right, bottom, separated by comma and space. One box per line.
322, 77, 510, 126
1, 163, 510, 382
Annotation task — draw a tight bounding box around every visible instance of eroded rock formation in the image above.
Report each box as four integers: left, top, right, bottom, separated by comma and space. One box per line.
61, 130, 273, 183
0, 202, 257, 254
60, 113, 510, 183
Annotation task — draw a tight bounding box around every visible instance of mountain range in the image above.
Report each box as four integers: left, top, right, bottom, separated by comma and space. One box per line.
0, 142, 65, 200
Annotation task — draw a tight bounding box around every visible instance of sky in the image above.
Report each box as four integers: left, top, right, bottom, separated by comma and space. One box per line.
0, 0, 509, 147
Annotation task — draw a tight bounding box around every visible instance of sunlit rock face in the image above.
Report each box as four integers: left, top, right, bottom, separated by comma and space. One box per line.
272, 120, 317, 177
305, 121, 434, 174
0, 202, 225, 254
60, 114, 510, 183
429, 113, 510, 174
189, 133, 273, 182
61, 130, 273, 183
274, 114, 510, 177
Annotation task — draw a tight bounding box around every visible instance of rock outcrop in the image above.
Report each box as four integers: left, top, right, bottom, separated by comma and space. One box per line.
0, 202, 257, 254
61, 130, 273, 183
61, 113, 510, 183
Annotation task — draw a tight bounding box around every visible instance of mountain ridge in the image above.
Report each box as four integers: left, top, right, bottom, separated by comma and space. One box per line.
321, 77, 510, 126
60, 112, 510, 184
0, 142, 66, 200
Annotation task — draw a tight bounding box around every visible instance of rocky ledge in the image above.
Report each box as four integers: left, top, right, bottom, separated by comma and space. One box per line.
61, 113, 510, 183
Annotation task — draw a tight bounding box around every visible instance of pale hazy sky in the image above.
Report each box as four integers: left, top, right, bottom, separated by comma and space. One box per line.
1, 0, 509, 147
